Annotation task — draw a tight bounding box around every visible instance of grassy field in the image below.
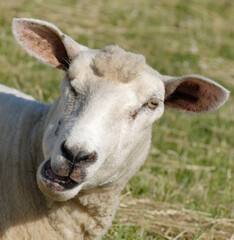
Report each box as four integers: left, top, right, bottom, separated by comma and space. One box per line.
0, 0, 233, 239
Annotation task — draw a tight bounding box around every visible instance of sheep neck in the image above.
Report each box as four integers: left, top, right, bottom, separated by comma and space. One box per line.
46, 186, 121, 240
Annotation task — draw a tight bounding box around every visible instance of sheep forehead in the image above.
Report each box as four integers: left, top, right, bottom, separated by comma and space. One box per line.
68, 45, 164, 103
69, 45, 146, 84
93, 45, 146, 83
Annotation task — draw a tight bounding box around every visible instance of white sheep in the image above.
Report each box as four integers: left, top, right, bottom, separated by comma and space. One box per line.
0, 18, 229, 240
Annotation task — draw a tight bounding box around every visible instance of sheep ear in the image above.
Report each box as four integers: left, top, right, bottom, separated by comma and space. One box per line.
163, 74, 229, 113
12, 18, 88, 70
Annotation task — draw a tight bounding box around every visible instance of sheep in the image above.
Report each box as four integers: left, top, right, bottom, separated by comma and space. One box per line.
0, 18, 229, 240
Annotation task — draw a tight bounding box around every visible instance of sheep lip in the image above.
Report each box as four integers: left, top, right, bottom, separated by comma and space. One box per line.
41, 159, 79, 190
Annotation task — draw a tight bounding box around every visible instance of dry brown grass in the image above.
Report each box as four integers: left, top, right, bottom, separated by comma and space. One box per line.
116, 194, 234, 240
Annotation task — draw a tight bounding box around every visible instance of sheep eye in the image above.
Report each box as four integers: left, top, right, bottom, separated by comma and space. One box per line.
147, 100, 159, 109
69, 85, 77, 96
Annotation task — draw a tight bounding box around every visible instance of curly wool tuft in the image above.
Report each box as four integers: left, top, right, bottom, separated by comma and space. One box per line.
93, 45, 145, 83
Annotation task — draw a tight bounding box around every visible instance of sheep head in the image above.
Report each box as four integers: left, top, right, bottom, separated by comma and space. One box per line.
12, 18, 229, 201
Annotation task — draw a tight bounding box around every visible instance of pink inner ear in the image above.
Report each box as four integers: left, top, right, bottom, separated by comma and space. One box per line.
15, 22, 69, 70
165, 78, 226, 113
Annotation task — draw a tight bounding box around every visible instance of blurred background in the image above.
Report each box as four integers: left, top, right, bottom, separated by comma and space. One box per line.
0, 0, 233, 239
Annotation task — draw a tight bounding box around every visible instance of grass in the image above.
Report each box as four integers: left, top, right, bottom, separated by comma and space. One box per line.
0, 0, 233, 239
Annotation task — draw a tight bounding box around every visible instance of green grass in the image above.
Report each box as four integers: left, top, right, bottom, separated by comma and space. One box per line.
0, 0, 233, 239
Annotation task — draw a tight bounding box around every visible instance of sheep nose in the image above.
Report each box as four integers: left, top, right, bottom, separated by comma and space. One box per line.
61, 141, 97, 164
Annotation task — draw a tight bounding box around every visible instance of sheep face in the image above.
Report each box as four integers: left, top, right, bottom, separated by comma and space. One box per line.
12, 18, 229, 201
38, 47, 166, 201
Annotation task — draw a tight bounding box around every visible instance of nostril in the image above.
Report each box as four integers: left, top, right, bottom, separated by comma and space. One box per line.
77, 151, 97, 163
61, 141, 97, 164
61, 141, 74, 161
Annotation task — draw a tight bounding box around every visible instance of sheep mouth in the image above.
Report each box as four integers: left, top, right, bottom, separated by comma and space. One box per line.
41, 159, 79, 190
